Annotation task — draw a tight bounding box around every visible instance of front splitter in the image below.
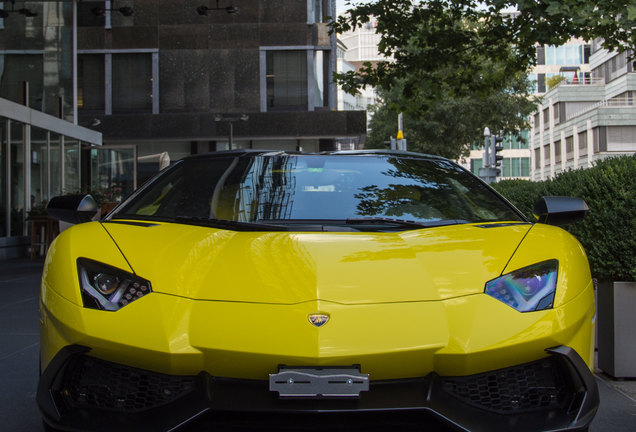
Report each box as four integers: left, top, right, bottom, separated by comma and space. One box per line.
38, 345, 598, 432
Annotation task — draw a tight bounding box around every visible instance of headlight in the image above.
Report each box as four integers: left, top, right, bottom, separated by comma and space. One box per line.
485, 260, 558, 312
77, 258, 152, 311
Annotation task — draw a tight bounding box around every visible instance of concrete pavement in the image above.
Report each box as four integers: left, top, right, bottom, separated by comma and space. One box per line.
1, 257, 634, 431
1, 257, 45, 432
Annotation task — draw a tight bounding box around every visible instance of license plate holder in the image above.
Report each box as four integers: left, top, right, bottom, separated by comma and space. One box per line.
269, 366, 369, 398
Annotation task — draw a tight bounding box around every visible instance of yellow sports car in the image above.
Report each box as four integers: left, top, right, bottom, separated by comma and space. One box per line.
37, 150, 598, 431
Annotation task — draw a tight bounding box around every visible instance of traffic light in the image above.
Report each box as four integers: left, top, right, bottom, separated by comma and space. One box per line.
491, 136, 504, 175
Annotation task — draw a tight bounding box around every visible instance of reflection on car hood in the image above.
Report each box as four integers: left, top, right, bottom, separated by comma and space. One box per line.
101, 221, 531, 304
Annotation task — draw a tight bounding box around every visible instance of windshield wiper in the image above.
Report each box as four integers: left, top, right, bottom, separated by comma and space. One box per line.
174, 216, 289, 231
345, 217, 469, 229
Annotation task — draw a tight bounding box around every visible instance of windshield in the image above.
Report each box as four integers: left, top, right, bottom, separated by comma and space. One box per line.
113, 154, 523, 227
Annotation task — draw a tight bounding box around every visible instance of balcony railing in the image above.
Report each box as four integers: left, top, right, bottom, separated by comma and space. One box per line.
557, 76, 605, 86
566, 97, 636, 121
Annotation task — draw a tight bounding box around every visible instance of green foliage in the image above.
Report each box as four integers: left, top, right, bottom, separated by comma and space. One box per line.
491, 179, 550, 220
492, 156, 636, 282
546, 75, 567, 90
332, 1, 636, 108
366, 74, 536, 159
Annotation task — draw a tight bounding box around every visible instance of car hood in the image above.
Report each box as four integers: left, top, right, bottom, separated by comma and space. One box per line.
101, 221, 531, 304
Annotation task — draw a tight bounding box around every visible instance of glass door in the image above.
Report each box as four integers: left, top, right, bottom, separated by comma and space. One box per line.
90, 145, 137, 203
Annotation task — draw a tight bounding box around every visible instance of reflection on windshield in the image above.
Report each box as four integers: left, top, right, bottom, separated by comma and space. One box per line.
115, 155, 522, 226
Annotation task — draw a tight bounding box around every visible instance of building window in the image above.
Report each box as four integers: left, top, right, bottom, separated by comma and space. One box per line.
535, 148, 541, 169
592, 65, 604, 83
90, 146, 137, 200
527, 73, 538, 93
520, 158, 530, 176
537, 73, 546, 93
78, 51, 157, 115
544, 45, 585, 65
470, 158, 482, 175
501, 158, 510, 177
593, 127, 607, 153
49, 133, 61, 197
309, 0, 328, 23
504, 131, 529, 149
511, 158, 519, 177
0, 54, 44, 111
536, 46, 545, 65
30, 127, 48, 207
9, 121, 25, 236
312, 50, 330, 109
501, 158, 529, 177
578, 131, 587, 156
555, 140, 562, 161
266, 50, 308, 111
78, 55, 105, 111
112, 53, 152, 113
566, 136, 574, 160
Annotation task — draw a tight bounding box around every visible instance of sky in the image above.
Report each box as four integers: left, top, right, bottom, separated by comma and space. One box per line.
336, 0, 361, 15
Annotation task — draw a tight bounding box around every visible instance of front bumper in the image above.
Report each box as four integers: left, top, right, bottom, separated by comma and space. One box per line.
38, 345, 598, 432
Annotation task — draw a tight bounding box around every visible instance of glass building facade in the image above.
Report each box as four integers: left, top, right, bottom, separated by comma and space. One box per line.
0, 97, 101, 259
0, 1, 102, 259
0, 2, 74, 120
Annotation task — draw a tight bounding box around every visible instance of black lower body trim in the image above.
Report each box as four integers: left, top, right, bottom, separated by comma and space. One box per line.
37, 345, 598, 432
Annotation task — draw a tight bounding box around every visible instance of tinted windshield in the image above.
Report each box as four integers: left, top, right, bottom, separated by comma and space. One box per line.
114, 154, 523, 226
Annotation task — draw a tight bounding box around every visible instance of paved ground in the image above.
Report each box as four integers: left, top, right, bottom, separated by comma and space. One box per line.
1, 257, 635, 431
1, 258, 43, 432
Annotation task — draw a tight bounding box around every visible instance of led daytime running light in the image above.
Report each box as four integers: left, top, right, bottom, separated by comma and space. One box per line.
77, 259, 152, 311
485, 260, 558, 312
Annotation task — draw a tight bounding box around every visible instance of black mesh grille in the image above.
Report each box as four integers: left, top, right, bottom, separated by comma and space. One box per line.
441, 356, 572, 414
61, 355, 196, 412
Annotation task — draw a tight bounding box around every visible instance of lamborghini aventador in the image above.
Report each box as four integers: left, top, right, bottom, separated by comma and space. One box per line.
37, 150, 598, 431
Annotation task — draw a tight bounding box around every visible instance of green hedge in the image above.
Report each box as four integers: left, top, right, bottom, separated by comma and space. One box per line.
492, 155, 636, 282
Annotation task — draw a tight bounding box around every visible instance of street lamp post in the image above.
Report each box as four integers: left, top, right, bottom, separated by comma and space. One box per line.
214, 114, 249, 150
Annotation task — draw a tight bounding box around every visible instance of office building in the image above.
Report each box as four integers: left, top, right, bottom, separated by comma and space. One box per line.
1, 0, 366, 259
75, 0, 366, 187
465, 39, 592, 180
338, 17, 382, 118
530, 44, 636, 180
1, 1, 102, 259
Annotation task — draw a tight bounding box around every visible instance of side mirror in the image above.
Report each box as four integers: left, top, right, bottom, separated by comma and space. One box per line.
47, 194, 98, 224
533, 196, 589, 226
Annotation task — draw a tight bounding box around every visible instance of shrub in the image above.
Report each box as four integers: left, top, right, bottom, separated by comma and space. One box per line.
547, 74, 567, 90
492, 179, 549, 220
492, 155, 636, 282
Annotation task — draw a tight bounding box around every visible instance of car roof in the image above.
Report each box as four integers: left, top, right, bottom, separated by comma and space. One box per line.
182, 149, 449, 162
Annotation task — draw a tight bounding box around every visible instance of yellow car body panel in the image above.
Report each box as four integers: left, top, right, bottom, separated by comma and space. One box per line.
97, 221, 533, 303
502, 223, 592, 307
40, 276, 594, 381
42, 221, 132, 307
40, 221, 595, 379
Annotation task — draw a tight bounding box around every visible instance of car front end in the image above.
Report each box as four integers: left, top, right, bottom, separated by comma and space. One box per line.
38, 151, 598, 431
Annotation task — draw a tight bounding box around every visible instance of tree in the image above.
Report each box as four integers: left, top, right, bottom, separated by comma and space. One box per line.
354, 8, 538, 159
365, 69, 536, 159
333, 0, 636, 111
